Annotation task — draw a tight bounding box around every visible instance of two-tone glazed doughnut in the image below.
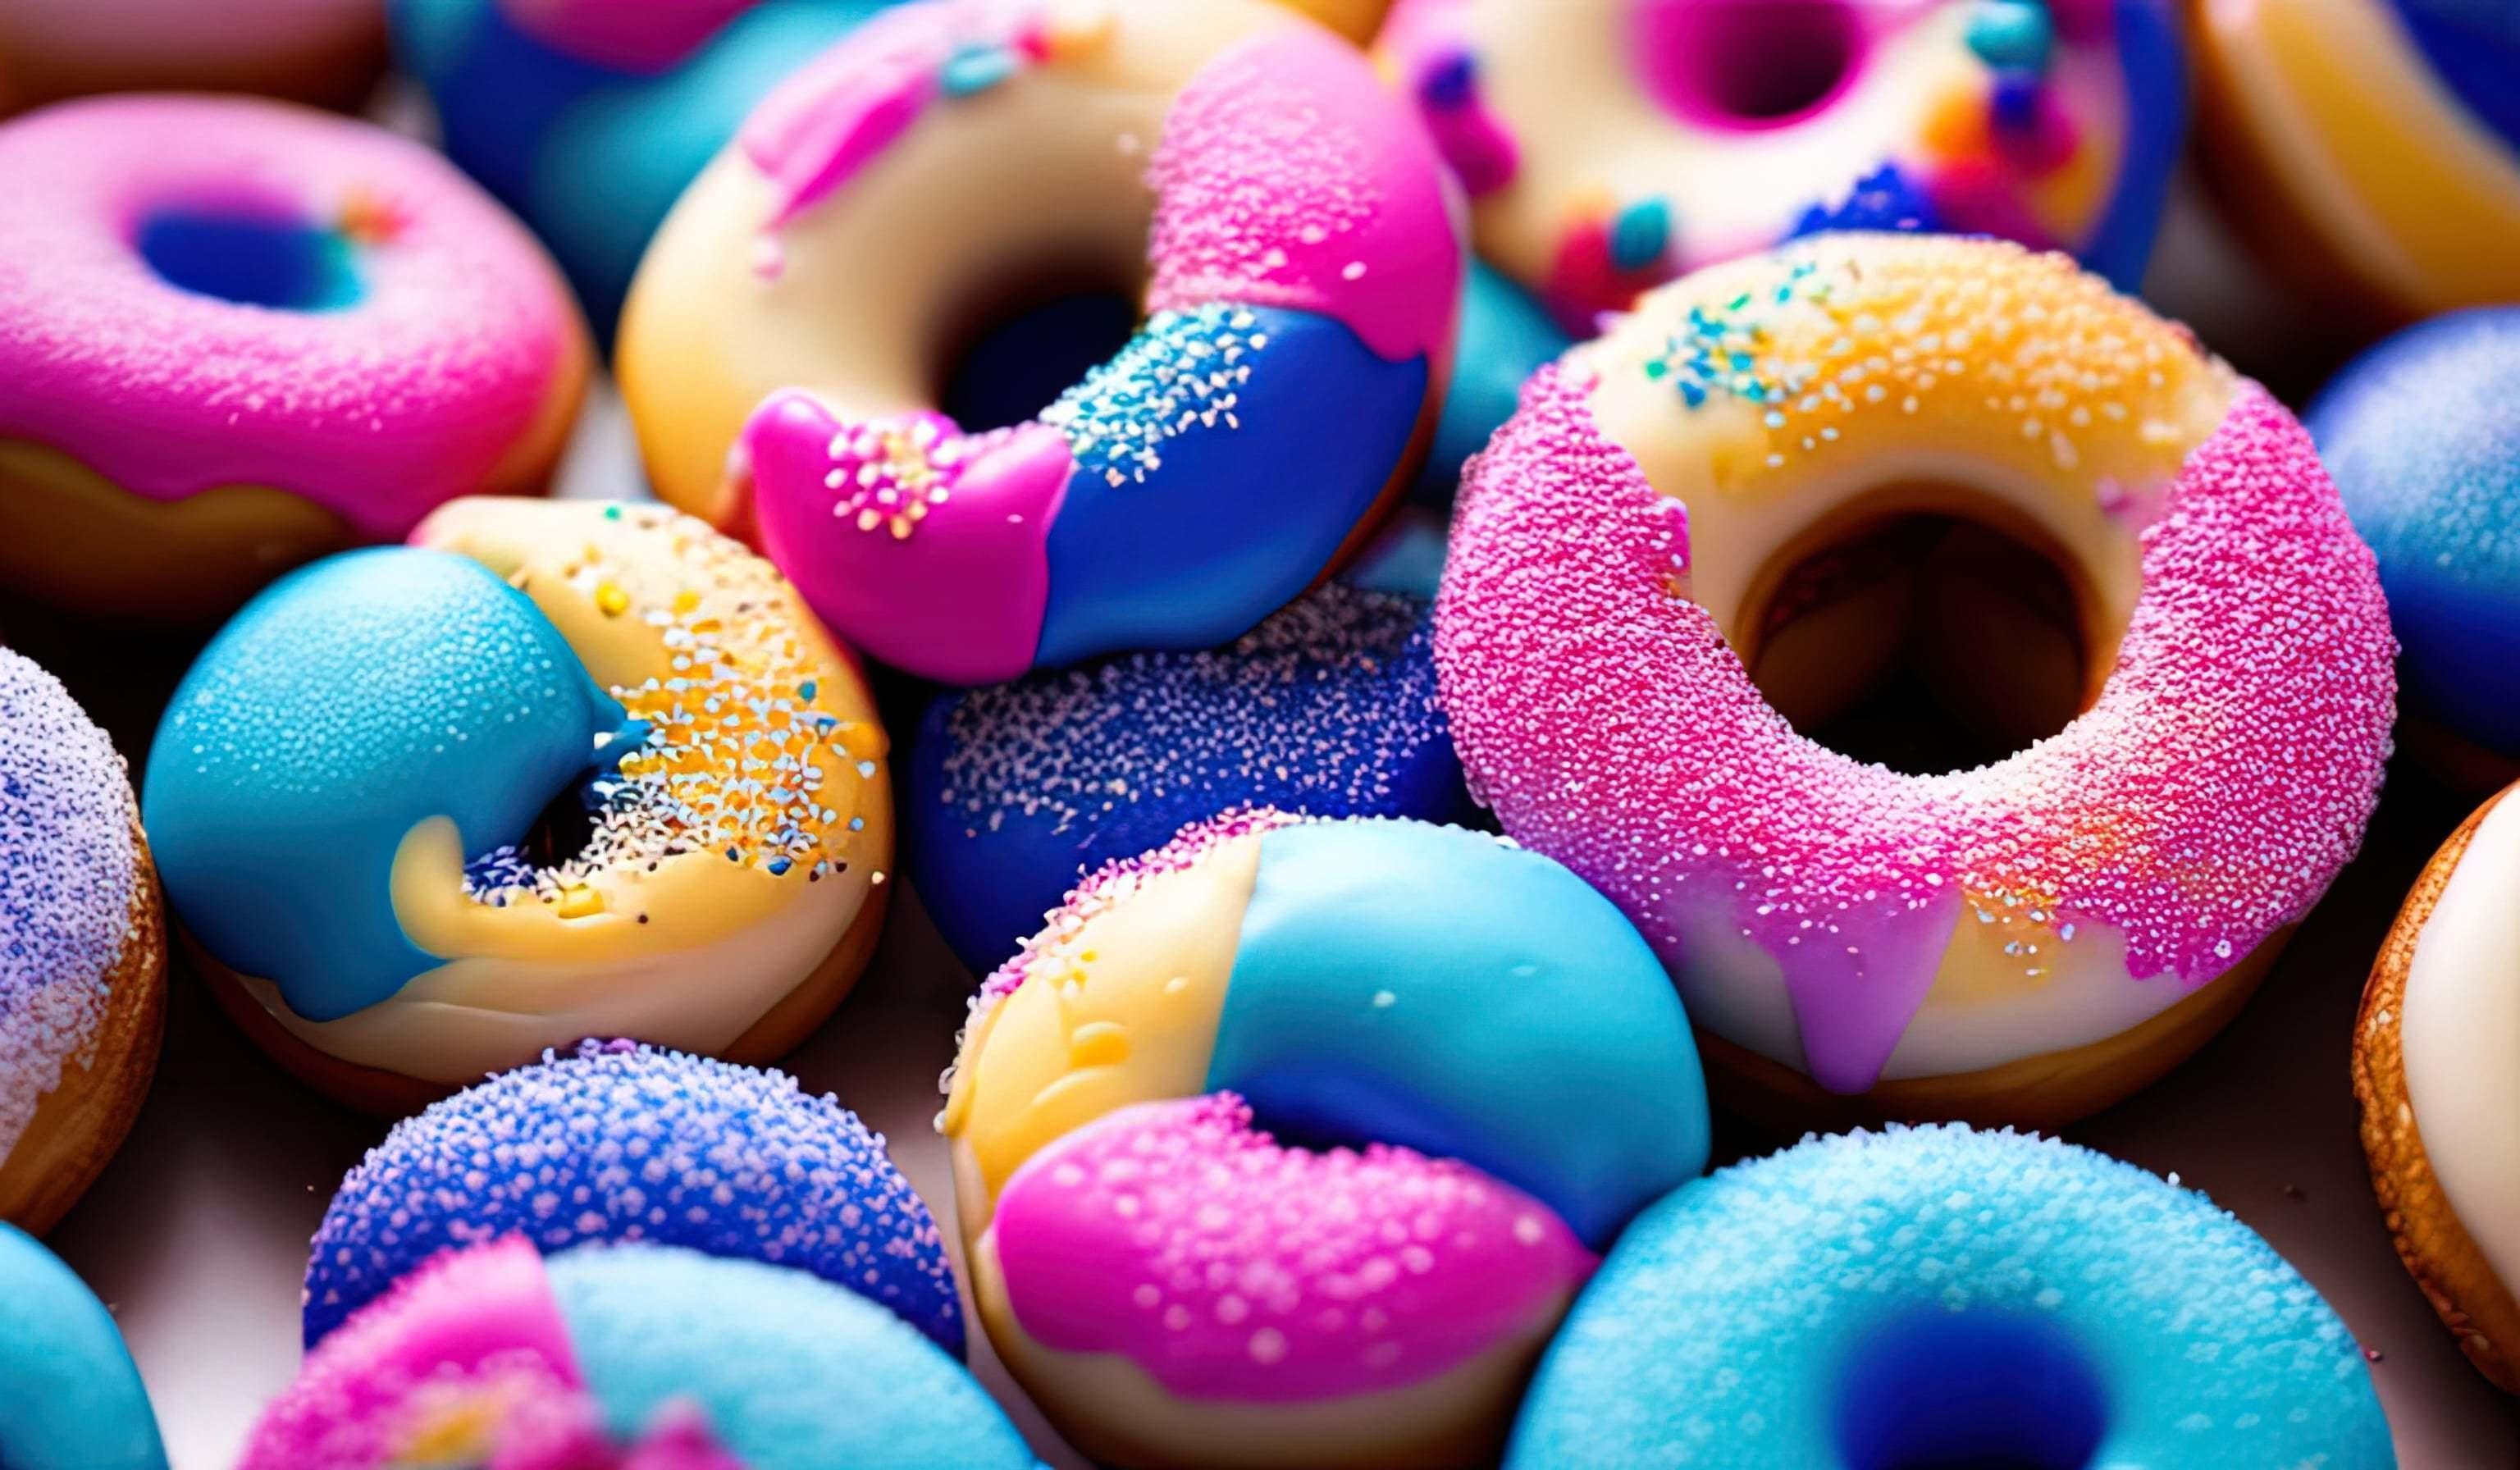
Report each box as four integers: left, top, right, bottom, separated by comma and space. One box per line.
1377, 0, 2184, 331
0, 651, 165, 1233
243, 1238, 1036, 1468
1439, 234, 2394, 1126
2357, 779, 2520, 1391
0, 96, 587, 621
619, 0, 1459, 682
144, 500, 892, 1111
944, 810, 1709, 1468
0, 1223, 166, 1470
304, 1040, 960, 1350
1509, 1125, 2391, 1468
908, 579, 1469, 973
2193, 0, 2520, 322
2312, 308, 2520, 785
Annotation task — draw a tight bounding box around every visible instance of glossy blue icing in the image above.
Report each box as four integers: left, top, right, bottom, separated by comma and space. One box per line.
143, 549, 631, 1021
2386, 0, 2520, 158
2310, 308, 2520, 757
548, 1244, 1038, 1469
0, 1224, 167, 1470
2078, 0, 2185, 292
1505, 1126, 2391, 1469
1206, 819, 1708, 1248
1416, 261, 1570, 501
1034, 305, 1427, 669
908, 585, 1469, 973
303, 1042, 962, 1353
389, 0, 891, 333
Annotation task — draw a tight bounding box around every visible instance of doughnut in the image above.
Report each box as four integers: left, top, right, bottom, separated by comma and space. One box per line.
390, 0, 892, 333
1506, 1125, 2392, 1468
1375, 0, 2184, 331
618, 0, 1459, 683
0, 95, 589, 623
0, 651, 166, 1234
2355, 779, 2520, 1391
907, 580, 1469, 973
2192, 0, 2520, 324
0, 1222, 167, 1469
2311, 308, 2520, 786
304, 1039, 959, 1351
243, 1237, 1038, 1468
943, 810, 1710, 1468
142, 499, 892, 1112
1418, 261, 1573, 498
0, 0, 385, 116
1437, 234, 2396, 1128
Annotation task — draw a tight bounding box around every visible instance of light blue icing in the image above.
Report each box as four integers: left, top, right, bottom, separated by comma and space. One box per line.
1416, 261, 1571, 501
547, 1244, 1039, 1468
1206, 819, 1709, 1248
0, 1224, 167, 1470
142, 549, 632, 1022
1507, 1126, 2394, 1469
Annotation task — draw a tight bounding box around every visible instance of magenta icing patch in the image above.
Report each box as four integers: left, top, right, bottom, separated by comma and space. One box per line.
500, 0, 753, 73
993, 1093, 1591, 1401
1145, 28, 1461, 365
742, 391, 1066, 685
1436, 368, 2394, 1093
1378, 0, 1520, 197
0, 95, 580, 538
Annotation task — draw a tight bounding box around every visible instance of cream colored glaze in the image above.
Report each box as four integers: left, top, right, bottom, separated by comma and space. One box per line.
1450, 0, 2125, 290
619, 0, 1293, 520
944, 831, 1264, 1235
2402, 790, 2520, 1297
968, 1229, 1569, 1469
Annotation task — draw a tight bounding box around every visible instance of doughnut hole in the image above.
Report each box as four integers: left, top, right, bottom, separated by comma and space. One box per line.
1833, 1308, 2108, 1470
938, 263, 1141, 433
1738, 497, 2107, 776
1632, 0, 1865, 131
135, 203, 361, 310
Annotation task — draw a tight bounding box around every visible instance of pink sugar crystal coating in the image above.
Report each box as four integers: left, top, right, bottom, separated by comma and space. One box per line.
993, 1093, 1592, 1401
1436, 368, 2394, 1093
1144, 27, 1461, 365
0, 95, 581, 538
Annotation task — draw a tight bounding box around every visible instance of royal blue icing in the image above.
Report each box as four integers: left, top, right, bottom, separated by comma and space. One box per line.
1033, 304, 1428, 669
389, 0, 893, 333
2385, 0, 2520, 160
302, 1042, 962, 1353
2311, 307, 2520, 757
909, 583, 1468, 973
1417, 262, 1570, 500
143, 549, 632, 1021
1204, 819, 1708, 1248
1506, 1126, 2390, 1468
0, 1224, 167, 1470
548, 1244, 1037, 1469
2078, 0, 2185, 292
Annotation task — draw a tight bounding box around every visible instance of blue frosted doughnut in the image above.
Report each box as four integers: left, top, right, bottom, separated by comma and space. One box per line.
2311, 307, 2520, 761
244, 1239, 1034, 1469
1507, 1125, 2391, 1469
906, 581, 1471, 972
303, 1040, 959, 1352
0, 1223, 165, 1470
390, 0, 895, 333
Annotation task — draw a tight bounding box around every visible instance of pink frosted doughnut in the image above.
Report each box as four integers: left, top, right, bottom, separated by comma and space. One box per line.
0, 94, 587, 619
1437, 233, 2396, 1128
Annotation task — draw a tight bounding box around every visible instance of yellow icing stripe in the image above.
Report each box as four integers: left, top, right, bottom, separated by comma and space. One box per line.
945, 833, 1266, 1227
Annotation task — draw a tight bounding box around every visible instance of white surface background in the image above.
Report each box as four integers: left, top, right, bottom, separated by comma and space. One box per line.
11, 187, 2520, 1467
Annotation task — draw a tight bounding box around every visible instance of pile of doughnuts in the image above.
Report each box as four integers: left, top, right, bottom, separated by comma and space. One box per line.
2, 0, 2516, 1463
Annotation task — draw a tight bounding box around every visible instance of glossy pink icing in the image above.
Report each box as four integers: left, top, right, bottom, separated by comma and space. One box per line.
0, 95, 582, 539
742, 391, 1066, 684
992, 1093, 1592, 1401
500, 0, 754, 74
1145, 27, 1461, 366
1435, 369, 2394, 1093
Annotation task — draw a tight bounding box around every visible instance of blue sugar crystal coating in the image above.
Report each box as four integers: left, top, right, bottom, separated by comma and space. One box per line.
1789, 162, 1942, 241
302, 1041, 961, 1354
1507, 1125, 2390, 1468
